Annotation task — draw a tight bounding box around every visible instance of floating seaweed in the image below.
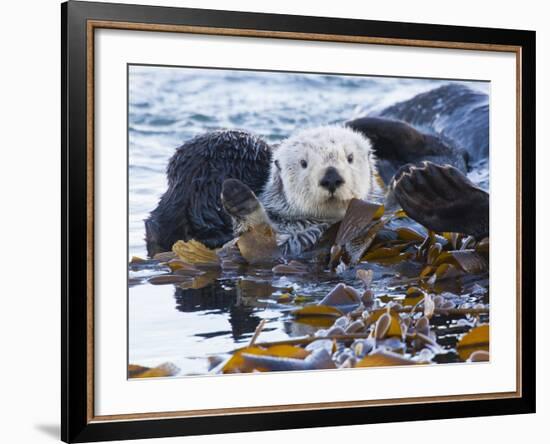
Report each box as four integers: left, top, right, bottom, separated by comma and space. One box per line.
456, 324, 490, 361
329, 199, 385, 268
128, 362, 180, 378
236, 223, 280, 264
130, 198, 490, 376
172, 239, 219, 266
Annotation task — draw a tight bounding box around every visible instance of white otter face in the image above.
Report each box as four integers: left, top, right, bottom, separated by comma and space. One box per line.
273, 126, 375, 221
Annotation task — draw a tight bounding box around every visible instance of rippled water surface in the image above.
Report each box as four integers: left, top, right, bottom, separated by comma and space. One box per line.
128, 66, 489, 375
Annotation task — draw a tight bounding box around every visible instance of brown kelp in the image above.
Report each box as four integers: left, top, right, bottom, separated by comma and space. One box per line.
129, 198, 489, 377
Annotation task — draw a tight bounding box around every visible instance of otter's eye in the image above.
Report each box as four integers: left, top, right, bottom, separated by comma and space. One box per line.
347, 154, 354, 164
300, 159, 308, 169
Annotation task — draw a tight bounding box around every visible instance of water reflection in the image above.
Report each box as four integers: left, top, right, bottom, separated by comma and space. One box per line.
173, 279, 276, 342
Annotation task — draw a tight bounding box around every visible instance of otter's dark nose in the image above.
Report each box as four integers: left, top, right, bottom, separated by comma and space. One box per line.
320, 167, 344, 193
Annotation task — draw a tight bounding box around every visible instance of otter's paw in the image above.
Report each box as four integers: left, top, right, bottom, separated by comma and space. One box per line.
221, 179, 261, 219
391, 161, 489, 238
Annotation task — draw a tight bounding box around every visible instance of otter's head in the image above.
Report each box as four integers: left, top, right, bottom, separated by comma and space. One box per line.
269, 126, 376, 221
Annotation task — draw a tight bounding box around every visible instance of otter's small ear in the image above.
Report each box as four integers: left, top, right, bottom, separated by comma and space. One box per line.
274, 159, 281, 171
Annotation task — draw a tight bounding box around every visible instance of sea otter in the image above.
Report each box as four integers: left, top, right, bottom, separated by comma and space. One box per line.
145, 84, 489, 257
145, 126, 377, 257
221, 126, 378, 257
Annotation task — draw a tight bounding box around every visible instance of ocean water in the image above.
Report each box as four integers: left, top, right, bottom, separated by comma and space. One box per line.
128, 65, 489, 375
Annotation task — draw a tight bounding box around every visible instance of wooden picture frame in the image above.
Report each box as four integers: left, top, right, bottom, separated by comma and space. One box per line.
62, 1, 536, 442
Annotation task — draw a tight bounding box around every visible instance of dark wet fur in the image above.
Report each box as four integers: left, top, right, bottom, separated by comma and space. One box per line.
346, 116, 469, 184
145, 130, 271, 256
391, 162, 489, 239
377, 83, 489, 162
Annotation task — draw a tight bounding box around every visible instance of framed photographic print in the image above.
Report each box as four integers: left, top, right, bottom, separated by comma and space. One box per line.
61, 1, 536, 442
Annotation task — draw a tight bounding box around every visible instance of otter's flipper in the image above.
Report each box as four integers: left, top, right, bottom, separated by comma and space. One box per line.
346, 117, 468, 184
391, 162, 489, 239
221, 179, 271, 234
221, 179, 261, 218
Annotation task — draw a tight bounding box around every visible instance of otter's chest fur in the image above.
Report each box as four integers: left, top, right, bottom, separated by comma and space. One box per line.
257, 169, 382, 257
